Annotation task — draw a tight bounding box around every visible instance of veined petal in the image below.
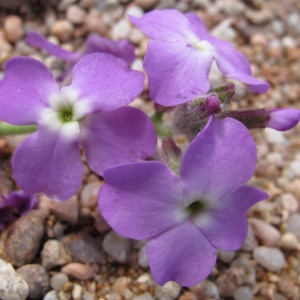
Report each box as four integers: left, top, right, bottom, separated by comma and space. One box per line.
0, 57, 59, 125
99, 161, 186, 240
12, 127, 83, 201
214, 44, 270, 93
69, 53, 144, 112
268, 108, 300, 131
145, 41, 212, 106
85, 34, 135, 65
194, 186, 268, 251
180, 117, 257, 202
81, 107, 157, 175
26, 31, 81, 63
130, 9, 192, 43
147, 220, 217, 286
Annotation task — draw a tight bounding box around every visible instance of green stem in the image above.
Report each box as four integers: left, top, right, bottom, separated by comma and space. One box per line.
0, 122, 37, 137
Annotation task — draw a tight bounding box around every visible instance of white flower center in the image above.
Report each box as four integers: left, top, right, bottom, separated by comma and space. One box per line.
189, 37, 216, 56
39, 88, 91, 139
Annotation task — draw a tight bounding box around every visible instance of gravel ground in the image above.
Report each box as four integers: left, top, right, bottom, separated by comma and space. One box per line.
0, 0, 300, 299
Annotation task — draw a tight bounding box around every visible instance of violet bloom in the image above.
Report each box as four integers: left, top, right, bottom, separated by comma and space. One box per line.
0, 191, 38, 230
99, 117, 268, 286
130, 9, 270, 106
0, 54, 156, 200
267, 108, 300, 131
26, 31, 135, 67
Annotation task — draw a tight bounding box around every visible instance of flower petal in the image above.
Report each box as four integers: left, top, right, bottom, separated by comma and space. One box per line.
185, 12, 211, 39
268, 108, 300, 131
81, 106, 157, 175
180, 117, 257, 202
69, 53, 144, 111
130, 9, 192, 43
144, 41, 212, 106
147, 220, 217, 286
12, 127, 83, 201
214, 43, 270, 93
99, 161, 185, 240
85, 34, 135, 65
194, 186, 268, 251
26, 31, 81, 62
0, 57, 59, 125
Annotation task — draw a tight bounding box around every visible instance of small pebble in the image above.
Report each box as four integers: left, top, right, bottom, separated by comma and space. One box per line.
190, 280, 220, 299
102, 231, 132, 263
138, 244, 149, 268
17, 264, 50, 299
253, 246, 286, 272
61, 262, 95, 280
72, 283, 83, 300
241, 224, 258, 251
280, 232, 299, 250
43, 290, 59, 300
50, 273, 69, 291
50, 20, 74, 43
4, 210, 47, 267
47, 196, 79, 225
285, 213, 300, 240
111, 19, 132, 40
3, 15, 24, 43
218, 250, 235, 263
80, 181, 102, 209
154, 281, 181, 300
0, 259, 29, 300
249, 218, 281, 246
233, 286, 253, 300
41, 240, 72, 270
63, 232, 104, 263
66, 5, 87, 24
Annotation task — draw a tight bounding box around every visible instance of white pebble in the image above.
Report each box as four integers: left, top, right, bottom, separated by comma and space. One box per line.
43, 290, 59, 300
233, 286, 253, 300
138, 245, 149, 268
285, 213, 300, 240
253, 246, 286, 272
0, 259, 29, 300
154, 281, 181, 300
50, 273, 69, 291
102, 231, 132, 263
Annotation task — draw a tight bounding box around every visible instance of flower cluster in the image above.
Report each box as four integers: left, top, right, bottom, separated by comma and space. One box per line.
0, 8, 299, 287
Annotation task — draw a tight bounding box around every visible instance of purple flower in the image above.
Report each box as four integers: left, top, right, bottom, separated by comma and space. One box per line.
130, 9, 270, 106
267, 108, 300, 131
0, 191, 38, 230
0, 54, 156, 200
26, 31, 135, 67
99, 117, 268, 286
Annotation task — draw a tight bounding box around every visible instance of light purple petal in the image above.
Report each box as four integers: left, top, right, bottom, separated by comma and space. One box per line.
147, 220, 217, 286
180, 117, 257, 202
195, 186, 268, 251
99, 161, 185, 240
85, 34, 135, 65
12, 127, 83, 201
130, 9, 192, 43
0, 57, 59, 125
69, 53, 144, 111
26, 31, 81, 63
185, 12, 210, 39
214, 43, 270, 93
268, 108, 300, 131
81, 106, 157, 175
145, 41, 212, 106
